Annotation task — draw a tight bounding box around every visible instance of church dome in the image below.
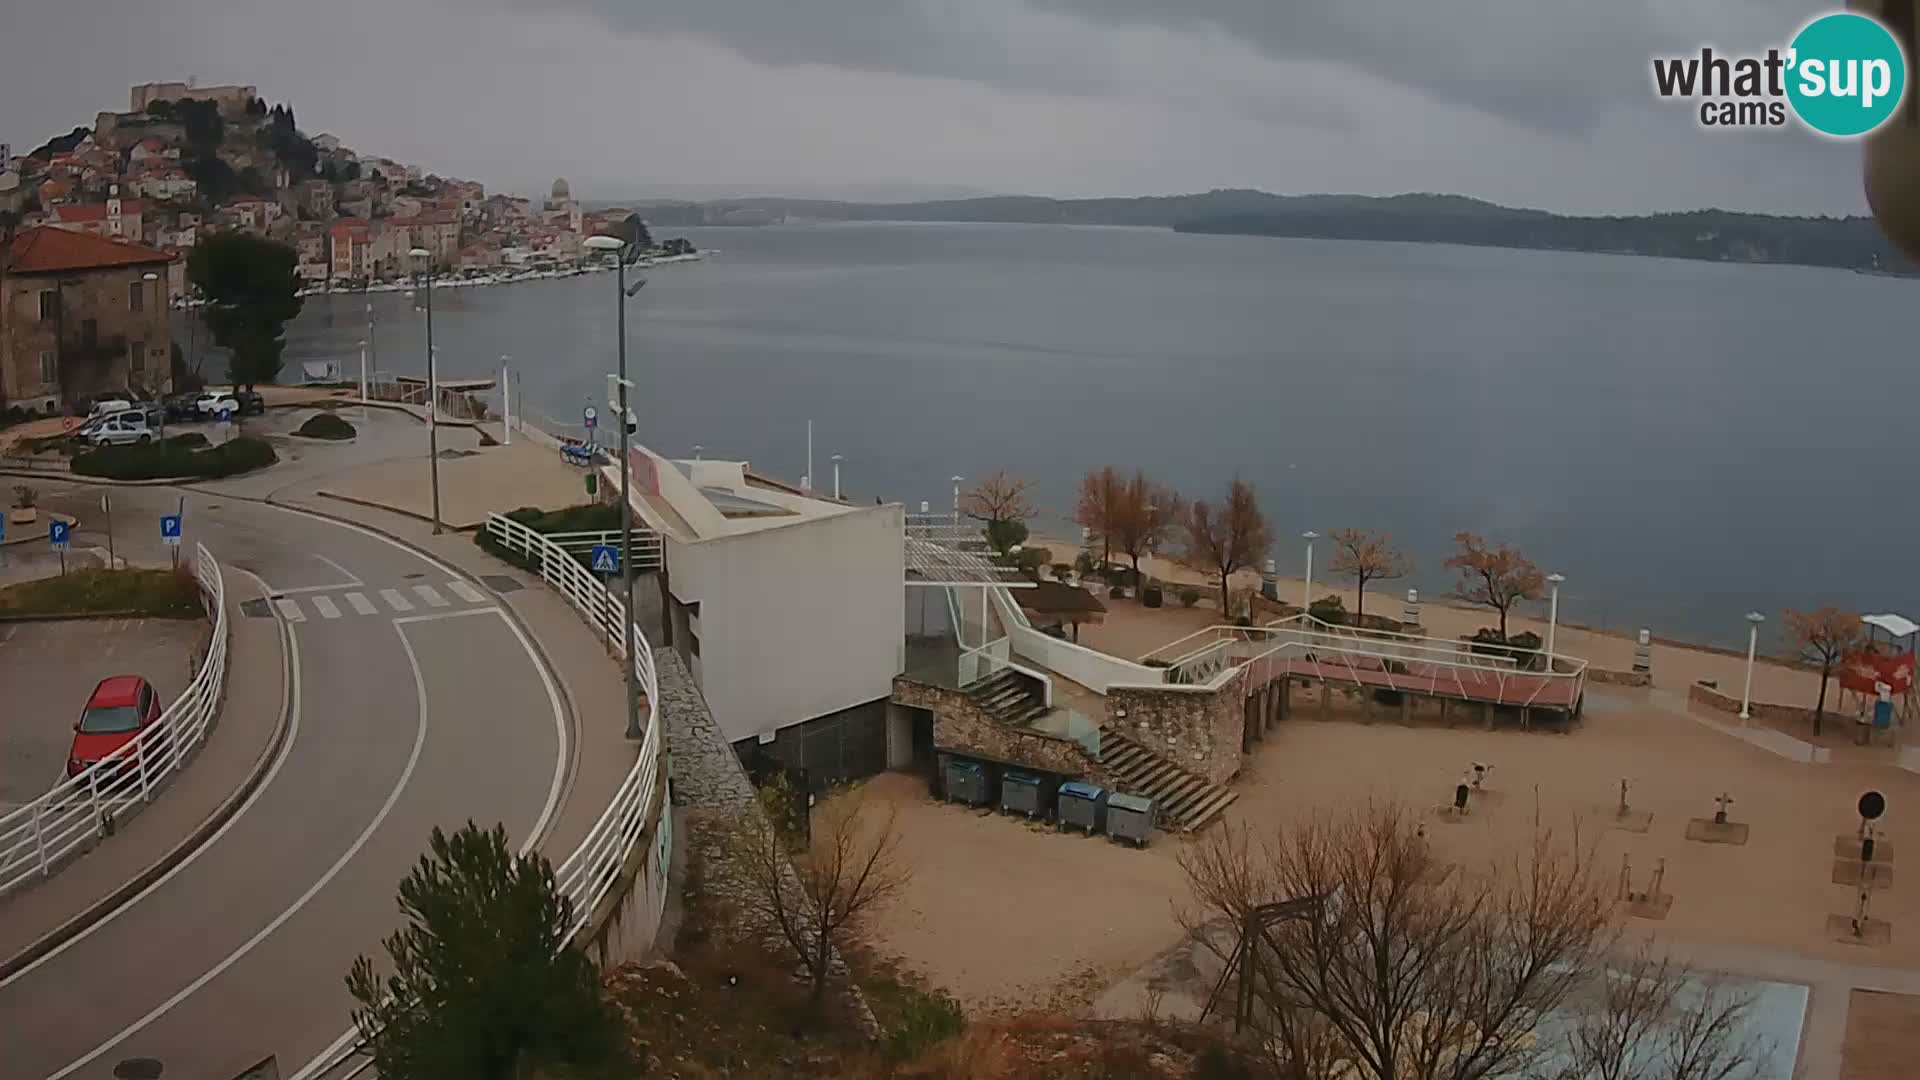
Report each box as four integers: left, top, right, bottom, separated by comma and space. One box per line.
550, 177, 572, 202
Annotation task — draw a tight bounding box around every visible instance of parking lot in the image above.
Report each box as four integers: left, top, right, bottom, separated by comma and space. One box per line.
0, 618, 206, 807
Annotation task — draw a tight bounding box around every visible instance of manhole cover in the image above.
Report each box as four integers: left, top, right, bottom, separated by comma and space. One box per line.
437, 449, 478, 460
404, 572, 426, 580
113, 1059, 164, 1080
239, 599, 273, 618
205, 505, 221, 511
481, 575, 523, 594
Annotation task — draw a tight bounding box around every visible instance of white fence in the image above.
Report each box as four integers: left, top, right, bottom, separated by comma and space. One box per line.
0, 543, 228, 899
483, 512, 666, 938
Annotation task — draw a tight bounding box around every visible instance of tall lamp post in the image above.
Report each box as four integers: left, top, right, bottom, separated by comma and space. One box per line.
951, 475, 964, 526
1301, 531, 1319, 613
1545, 572, 1566, 670
583, 234, 647, 741
1740, 611, 1766, 720
409, 248, 442, 534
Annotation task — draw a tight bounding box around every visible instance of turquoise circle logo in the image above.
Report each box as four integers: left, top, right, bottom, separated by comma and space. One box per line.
1786, 12, 1908, 137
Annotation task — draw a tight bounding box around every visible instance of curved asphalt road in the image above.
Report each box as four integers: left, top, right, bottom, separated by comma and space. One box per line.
0, 484, 569, 1080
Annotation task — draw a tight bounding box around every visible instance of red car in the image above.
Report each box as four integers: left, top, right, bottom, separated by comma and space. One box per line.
67, 675, 163, 778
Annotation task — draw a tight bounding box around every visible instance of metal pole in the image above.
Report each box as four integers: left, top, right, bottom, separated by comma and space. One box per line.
501, 356, 511, 445
424, 265, 441, 534
1546, 574, 1564, 669
806, 419, 814, 494
359, 341, 368, 406
619, 258, 641, 741
104, 493, 114, 569
1302, 532, 1317, 612
1740, 620, 1759, 720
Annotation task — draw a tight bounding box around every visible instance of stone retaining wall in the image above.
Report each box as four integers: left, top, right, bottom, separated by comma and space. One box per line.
1589, 668, 1652, 688
892, 677, 1112, 786
1688, 680, 1816, 726
1106, 679, 1244, 785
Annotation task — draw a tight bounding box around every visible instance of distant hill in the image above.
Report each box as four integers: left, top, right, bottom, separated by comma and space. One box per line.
619, 189, 1917, 275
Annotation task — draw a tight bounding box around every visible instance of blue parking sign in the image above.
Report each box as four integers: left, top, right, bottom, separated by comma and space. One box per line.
590, 544, 620, 575
161, 514, 183, 546
49, 520, 70, 549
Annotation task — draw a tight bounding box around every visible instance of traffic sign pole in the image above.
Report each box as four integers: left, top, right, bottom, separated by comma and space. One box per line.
102, 493, 114, 570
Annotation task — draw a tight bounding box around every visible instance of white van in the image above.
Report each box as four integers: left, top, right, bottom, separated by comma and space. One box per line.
86, 410, 154, 446
87, 398, 133, 419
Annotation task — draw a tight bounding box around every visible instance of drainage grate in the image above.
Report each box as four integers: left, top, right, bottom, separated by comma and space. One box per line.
404, 572, 425, 580
239, 598, 273, 618
481, 575, 524, 594
113, 1059, 164, 1080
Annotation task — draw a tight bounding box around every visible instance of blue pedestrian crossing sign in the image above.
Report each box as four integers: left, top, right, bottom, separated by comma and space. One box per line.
161, 514, 183, 546
49, 520, 70, 549
590, 544, 620, 575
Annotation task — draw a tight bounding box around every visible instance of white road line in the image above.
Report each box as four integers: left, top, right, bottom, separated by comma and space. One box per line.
313, 553, 362, 586
310, 595, 341, 620
344, 592, 377, 616
392, 607, 501, 626
271, 583, 361, 596
445, 579, 487, 604
2, 569, 302, 988
379, 588, 414, 612
274, 598, 305, 623
412, 583, 450, 608
294, 605, 568, 1080
50, 621, 431, 1080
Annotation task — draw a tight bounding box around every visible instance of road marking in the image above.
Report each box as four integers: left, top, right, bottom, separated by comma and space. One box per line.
271, 583, 361, 595
344, 592, 377, 616
314, 553, 362, 586
49, 620, 430, 1080
393, 607, 501, 626
2, 569, 302, 989
274, 598, 305, 622
379, 588, 414, 612
294, 606, 569, 1080
412, 583, 450, 608
446, 579, 487, 604
311, 595, 341, 620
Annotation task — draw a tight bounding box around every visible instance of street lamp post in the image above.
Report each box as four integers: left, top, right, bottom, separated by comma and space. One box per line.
1545, 573, 1566, 670
1740, 611, 1766, 720
500, 354, 512, 444
1301, 531, 1319, 613
951, 475, 964, 526
409, 248, 442, 534
584, 234, 646, 741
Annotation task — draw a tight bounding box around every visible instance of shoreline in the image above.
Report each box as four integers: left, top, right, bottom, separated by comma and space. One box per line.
170, 252, 707, 309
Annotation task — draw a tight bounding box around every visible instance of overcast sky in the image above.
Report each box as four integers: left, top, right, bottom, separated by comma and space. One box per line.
0, 0, 1875, 214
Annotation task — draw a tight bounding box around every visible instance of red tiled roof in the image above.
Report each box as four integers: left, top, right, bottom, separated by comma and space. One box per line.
5, 226, 174, 274
51, 200, 145, 222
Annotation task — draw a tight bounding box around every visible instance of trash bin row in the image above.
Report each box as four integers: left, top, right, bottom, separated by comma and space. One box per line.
941, 755, 1155, 847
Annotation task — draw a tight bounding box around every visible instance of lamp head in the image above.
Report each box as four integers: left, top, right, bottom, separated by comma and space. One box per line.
1746, 611, 1767, 624
583, 235, 625, 252
408, 247, 430, 259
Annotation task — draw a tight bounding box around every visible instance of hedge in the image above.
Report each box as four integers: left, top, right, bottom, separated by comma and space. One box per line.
72, 436, 278, 481
0, 567, 204, 618
295, 412, 357, 440
473, 503, 643, 576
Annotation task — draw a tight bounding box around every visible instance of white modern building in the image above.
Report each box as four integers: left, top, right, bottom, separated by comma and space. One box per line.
606, 446, 906, 780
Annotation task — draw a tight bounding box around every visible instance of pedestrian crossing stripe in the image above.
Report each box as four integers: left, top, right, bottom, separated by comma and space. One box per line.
345, 592, 378, 616
379, 589, 414, 612
446, 580, 487, 604
270, 582, 494, 621
412, 584, 450, 608
311, 595, 341, 619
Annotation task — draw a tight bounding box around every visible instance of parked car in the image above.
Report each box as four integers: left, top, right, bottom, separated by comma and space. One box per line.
162, 393, 202, 421
85, 410, 156, 446
234, 390, 265, 415
196, 390, 265, 418
86, 398, 133, 419
66, 675, 164, 777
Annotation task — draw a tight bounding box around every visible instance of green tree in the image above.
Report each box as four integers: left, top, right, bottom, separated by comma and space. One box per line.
187, 232, 304, 390
346, 822, 627, 1080
620, 213, 652, 251
175, 98, 224, 150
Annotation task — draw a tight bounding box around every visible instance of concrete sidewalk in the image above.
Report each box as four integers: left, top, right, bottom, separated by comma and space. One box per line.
314, 428, 591, 530
0, 568, 289, 971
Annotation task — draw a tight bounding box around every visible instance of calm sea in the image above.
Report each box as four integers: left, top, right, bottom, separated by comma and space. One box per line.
280, 222, 1919, 649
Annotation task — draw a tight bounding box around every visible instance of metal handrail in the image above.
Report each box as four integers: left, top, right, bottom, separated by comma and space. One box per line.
0, 544, 228, 898
481, 512, 664, 936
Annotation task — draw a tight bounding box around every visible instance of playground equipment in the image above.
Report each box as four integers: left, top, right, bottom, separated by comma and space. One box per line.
1839, 614, 1919, 735
1618, 854, 1671, 919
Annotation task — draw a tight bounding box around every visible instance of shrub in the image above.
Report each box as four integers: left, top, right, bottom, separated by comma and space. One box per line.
71, 436, 278, 481
295, 411, 356, 440
1308, 594, 1348, 625
1073, 551, 1095, 577
1050, 562, 1073, 581
0, 566, 203, 617
1468, 628, 1545, 669
1179, 586, 1201, 608
884, 987, 966, 1062
11, 484, 38, 509
164, 432, 210, 449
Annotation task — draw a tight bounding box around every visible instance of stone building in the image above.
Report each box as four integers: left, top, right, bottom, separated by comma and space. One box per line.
1, 227, 175, 412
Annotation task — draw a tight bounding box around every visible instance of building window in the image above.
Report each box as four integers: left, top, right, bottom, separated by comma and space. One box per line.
38, 351, 57, 385
131, 340, 146, 372
38, 291, 59, 321
129, 280, 144, 312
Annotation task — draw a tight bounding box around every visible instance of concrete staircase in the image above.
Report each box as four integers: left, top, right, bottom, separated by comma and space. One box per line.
1099, 730, 1239, 832
966, 669, 1050, 728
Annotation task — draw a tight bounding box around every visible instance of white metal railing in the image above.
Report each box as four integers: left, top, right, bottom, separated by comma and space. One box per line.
482, 511, 664, 937
541, 529, 664, 571
0, 544, 228, 899
1138, 615, 1588, 710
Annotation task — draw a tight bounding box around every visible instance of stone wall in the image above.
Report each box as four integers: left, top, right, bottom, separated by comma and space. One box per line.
1106, 679, 1245, 785
892, 676, 1112, 785
1688, 680, 1815, 725
1589, 668, 1652, 688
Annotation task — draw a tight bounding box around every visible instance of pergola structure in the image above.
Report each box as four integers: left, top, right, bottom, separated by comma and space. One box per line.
904, 514, 1032, 688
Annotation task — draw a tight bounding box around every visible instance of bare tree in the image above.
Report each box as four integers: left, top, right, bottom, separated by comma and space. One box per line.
1184, 478, 1270, 615
718, 775, 912, 1004
1781, 607, 1865, 736
1445, 532, 1546, 640
1179, 802, 1617, 1080
1328, 529, 1410, 628
962, 469, 1037, 555
1556, 945, 1761, 1080
1111, 470, 1185, 590
1074, 465, 1122, 573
